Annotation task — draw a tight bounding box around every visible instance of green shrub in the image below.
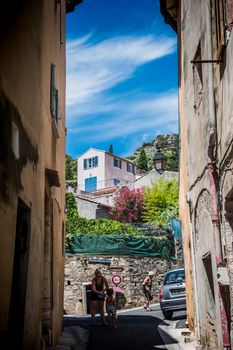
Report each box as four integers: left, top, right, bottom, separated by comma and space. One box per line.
143, 178, 178, 227
77, 217, 139, 236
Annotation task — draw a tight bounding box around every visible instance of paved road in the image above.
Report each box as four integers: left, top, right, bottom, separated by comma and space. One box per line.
64, 305, 186, 350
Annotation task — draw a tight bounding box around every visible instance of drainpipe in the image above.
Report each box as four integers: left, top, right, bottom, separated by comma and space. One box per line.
186, 200, 201, 344
190, 226, 201, 343
206, 3, 231, 348
206, 1, 216, 161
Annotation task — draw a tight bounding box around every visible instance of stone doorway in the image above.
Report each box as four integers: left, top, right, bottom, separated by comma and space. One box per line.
42, 189, 53, 346
8, 197, 31, 350
82, 283, 92, 315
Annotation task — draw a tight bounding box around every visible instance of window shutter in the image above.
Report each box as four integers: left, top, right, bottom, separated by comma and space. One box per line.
50, 64, 56, 115
84, 159, 87, 169
94, 156, 98, 167
55, 88, 59, 124
213, 0, 225, 59
119, 160, 122, 169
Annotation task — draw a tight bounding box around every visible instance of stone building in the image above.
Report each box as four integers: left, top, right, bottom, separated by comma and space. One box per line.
161, 0, 233, 348
0, 1, 82, 349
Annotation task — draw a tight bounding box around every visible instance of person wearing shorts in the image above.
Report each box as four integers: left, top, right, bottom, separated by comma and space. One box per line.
91, 269, 109, 326
142, 271, 154, 311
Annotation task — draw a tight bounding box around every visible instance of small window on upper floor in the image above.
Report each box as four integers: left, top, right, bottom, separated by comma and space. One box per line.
114, 158, 122, 169
193, 43, 203, 111
127, 163, 135, 174
50, 64, 60, 132
83, 156, 98, 170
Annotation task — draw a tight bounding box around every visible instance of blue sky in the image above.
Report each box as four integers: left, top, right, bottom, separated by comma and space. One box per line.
66, 0, 178, 159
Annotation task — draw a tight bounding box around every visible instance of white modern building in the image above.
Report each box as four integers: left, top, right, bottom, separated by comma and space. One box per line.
77, 148, 139, 193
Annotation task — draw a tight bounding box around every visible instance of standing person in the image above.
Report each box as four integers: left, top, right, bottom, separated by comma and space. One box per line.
142, 271, 154, 311
91, 269, 109, 326
106, 288, 117, 328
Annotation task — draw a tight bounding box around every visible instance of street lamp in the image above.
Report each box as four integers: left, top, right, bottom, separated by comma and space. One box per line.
153, 148, 167, 173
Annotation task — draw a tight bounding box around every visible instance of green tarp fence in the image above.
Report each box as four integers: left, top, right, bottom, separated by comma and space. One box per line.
66, 234, 174, 258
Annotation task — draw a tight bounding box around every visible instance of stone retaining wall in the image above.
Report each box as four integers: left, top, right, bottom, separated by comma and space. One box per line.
64, 248, 183, 315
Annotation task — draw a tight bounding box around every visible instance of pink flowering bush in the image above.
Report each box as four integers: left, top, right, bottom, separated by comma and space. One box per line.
111, 187, 144, 223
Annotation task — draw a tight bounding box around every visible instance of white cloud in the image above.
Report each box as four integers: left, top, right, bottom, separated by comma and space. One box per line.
66, 33, 176, 107
67, 91, 178, 142
66, 32, 178, 155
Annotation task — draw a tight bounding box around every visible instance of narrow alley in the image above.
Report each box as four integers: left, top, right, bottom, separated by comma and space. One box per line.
2, 0, 233, 349
54, 305, 187, 350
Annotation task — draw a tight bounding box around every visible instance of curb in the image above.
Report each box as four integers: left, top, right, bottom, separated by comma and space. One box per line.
52, 325, 89, 350
158, 320, 198, 350
158, 321, 182, 350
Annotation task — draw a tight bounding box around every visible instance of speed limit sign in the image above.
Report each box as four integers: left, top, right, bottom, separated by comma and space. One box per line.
112, 274, 122, 286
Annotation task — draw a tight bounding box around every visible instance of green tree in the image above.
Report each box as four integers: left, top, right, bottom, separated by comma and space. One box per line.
109, 144, 113, 153
66, 154, 77, 187
66, 193, 79, 247
164, 150, 179, 172
137, 149, 148, 171
143, 178, 179, 227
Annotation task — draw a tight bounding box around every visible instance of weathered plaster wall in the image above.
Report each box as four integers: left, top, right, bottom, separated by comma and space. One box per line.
178, 0, 233, 347
177, 2, 196, 332
75, 196, 99, 219
0, 0, 66, 348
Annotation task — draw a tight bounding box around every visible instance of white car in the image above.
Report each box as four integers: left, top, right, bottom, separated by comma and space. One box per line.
159, 268, 186, 320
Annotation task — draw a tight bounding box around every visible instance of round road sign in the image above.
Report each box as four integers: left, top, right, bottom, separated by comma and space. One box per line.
112, 274, 122, 286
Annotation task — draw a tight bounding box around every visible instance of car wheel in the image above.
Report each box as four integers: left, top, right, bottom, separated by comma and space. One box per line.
162, 310, 173, 320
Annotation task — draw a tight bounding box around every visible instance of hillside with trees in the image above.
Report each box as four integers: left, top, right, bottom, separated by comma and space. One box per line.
126, 134, 179, 172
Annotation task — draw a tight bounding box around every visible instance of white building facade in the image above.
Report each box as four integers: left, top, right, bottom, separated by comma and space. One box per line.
77, 148, 139, 193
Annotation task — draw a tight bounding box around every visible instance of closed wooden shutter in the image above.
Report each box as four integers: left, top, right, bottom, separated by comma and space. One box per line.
213, 0, 225, 59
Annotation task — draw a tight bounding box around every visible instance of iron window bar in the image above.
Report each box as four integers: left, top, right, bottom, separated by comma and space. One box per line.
191, 60, 223, 64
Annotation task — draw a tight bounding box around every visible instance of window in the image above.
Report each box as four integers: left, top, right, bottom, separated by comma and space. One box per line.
113, 178, 120, 186
83, 156, 98, 170
202, 252, 215, 300
127, 163, 135, 173
114, 158, 122, 168
164, 269, 185, 285
50, 64, 59, 125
